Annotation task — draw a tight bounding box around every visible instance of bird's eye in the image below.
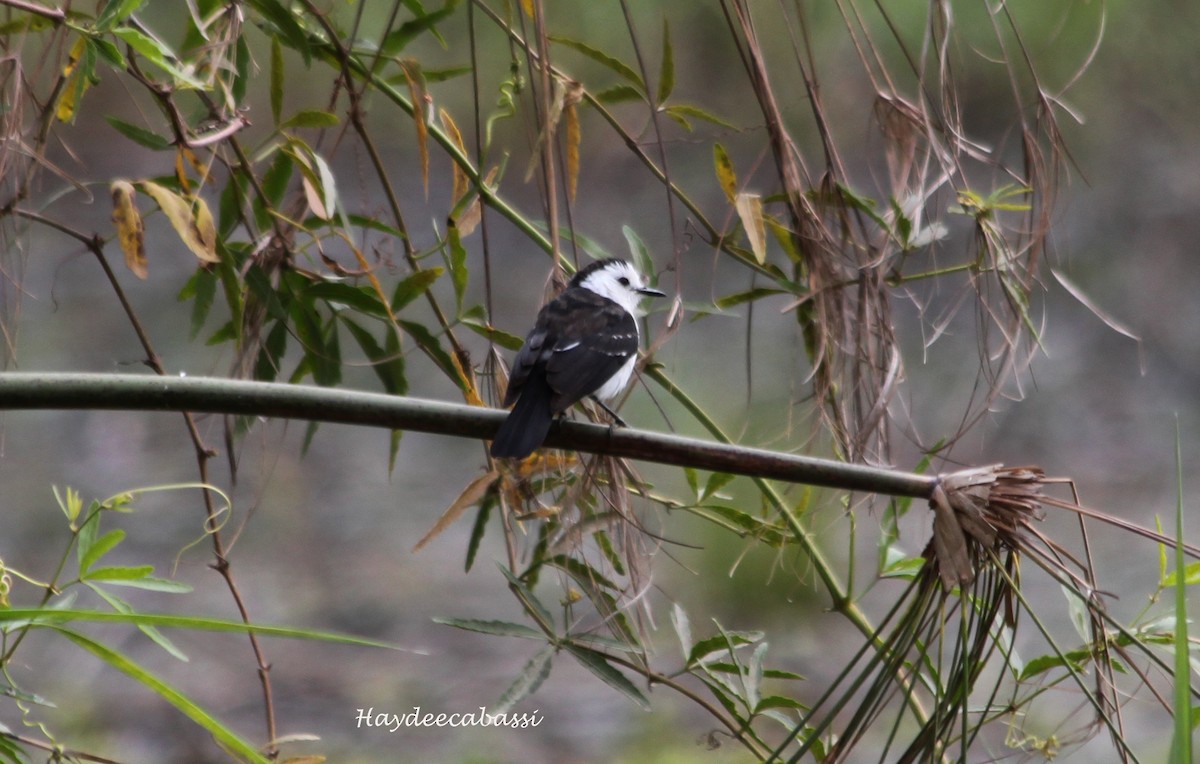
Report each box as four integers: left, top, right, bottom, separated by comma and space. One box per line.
618, 276, 630, 287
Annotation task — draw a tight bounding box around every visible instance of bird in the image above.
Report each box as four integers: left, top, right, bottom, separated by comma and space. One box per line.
490, 258, 665, 459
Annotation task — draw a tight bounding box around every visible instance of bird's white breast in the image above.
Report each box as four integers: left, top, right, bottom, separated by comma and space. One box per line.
593, 353, 637, 402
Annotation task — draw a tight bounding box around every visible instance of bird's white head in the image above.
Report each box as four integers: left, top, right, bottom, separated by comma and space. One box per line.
571, 259, 665, 316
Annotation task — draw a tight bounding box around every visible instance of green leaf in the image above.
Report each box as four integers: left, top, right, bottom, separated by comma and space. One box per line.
701, 472, 735, 501
53, 628, 269, 763
399, 319, 463, 390
500, 564, 555, 631
232, 34, 250, 105
446, 225, 468, 311
664, 103, 738, 131
550, 35, 645, 92
431, 617, 542, 640
91, 585, 188, 661
494, 645, 555, 714
112, 28, 205, 89
306, 281, 389, 318
79, 529, 125, 573
687, 630, 764, 668
564, 645, 649, 710
0, 608, 403, 648
75, 510, 102, 570
182, 267, 217, 339
621, 225, 654, 282
259, 149, 294, 226
392, 267, 444, 312
594, 84, 645, 104
671, 603, 693, 663
245, 0, 311, 64
90, 37, 127, 69
379, 0, 458, 58
1161, 560, 1200, 588
459, 312, 525, 351
96, 0, 146, 31
342, 317, 406, 396
656, 19, 674, 104
270, 35, 283, 124
281, 110, 340, 130
464, 496, 492, 573
713, 288, 785, 312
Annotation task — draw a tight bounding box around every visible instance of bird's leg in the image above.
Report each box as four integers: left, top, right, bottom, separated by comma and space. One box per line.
589, 396, 628, 428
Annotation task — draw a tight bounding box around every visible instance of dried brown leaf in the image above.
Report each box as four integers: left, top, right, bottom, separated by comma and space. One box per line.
413, 471, 499, 552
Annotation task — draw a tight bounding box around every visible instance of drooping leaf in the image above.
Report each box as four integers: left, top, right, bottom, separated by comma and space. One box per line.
564, 98, 581, 203
735, 192, 767, 264
341, 317, 406, 395
141, 181, 219, 263
564, 645, 650, 710
55, 628, 269, 762
269, 35, 283, 124
494, 645, 555, 715
378, 0, 458, 57
399, 58, 430, 194
56, 37, 93, 123
412, 471, 498, 552
713, 143, 737, 202
656, 18, 674, 104
112, 28, 205, 88
110, 180, 147, 279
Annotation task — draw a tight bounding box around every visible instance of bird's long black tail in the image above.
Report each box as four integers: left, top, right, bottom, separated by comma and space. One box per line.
490, 375, 554, 458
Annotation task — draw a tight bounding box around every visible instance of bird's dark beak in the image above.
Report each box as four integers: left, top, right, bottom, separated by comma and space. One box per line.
638, 286, 666, 298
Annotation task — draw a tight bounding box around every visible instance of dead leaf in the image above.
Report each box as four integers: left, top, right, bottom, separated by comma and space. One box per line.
141, 181, 220, 264
439, 107, 467, 205
564, 80, 583, 203
735, 192, 767, 264
413, 471, 499, 552
400, 59, 429, 196
110, 180, 147, 279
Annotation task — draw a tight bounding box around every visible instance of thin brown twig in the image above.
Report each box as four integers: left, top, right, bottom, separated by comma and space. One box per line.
10, 207, 280, 757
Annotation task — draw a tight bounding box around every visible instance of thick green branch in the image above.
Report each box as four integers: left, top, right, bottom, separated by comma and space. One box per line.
0, 373, 936, 498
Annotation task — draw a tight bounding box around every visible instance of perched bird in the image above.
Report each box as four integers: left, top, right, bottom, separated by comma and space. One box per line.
491, 259, 665, 459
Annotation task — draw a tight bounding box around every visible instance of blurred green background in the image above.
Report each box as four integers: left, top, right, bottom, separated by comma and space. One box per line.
1, 1, 1197, 761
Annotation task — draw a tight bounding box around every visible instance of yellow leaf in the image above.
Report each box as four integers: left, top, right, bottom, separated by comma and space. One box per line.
400, 59, 429, 196
413, 471, 499, 552
735, 192, 767, 264
56, 37, 90, 123
713, 143, 737, 203
175, 150, 190, 194
439, 107, 467, 205
452, 348, 485, 408
520, 0, 534, 17
564, 97, 581, 204
110, 180, 147, 280
141, 181, 220, 264
193, 196, 217, 258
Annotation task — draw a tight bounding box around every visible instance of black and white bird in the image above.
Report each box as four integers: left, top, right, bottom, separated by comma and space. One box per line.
491, 259, 665, 459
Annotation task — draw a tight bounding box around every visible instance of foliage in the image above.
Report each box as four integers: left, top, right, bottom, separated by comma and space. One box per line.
0, 0, 1192, 762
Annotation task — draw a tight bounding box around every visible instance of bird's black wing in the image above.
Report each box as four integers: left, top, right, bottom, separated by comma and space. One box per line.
542, 288, 639, 411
